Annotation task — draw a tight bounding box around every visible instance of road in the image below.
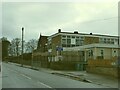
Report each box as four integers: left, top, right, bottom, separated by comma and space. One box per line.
0, 69, 1, 89
2, 62, 109, 88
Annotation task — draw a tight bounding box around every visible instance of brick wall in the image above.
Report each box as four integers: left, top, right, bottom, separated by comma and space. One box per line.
86, 66, 118, 77
87, 59, 117, 67
51, 35, 61, 55
86, 59, 118, 77
84, 36, 99, 45
37, 36, 48, 52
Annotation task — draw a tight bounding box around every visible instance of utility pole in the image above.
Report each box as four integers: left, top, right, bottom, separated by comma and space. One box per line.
21, 27, 24, 67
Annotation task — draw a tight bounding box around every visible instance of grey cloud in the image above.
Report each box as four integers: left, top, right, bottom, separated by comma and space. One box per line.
2, 2, 118, 41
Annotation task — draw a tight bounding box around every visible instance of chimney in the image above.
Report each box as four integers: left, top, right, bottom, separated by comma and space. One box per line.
58, 29, 61, 33
90, 33, 92, 35
74, 31, 78, 34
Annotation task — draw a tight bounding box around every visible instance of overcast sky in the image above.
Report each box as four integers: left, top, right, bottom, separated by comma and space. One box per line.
1, 0, 119, 41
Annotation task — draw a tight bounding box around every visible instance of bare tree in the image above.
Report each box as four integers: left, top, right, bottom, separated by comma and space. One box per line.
8, 38, 21, 56
25, 39, 38, 53
8, 38, 37, 55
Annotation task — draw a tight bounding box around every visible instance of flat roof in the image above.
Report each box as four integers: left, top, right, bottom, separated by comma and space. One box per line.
50, 31, 118, 38
63, 43, 119, 51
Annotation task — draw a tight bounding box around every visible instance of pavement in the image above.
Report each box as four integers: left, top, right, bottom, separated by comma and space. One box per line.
0, 71, 2, 89
6, 62, 118, 88
0, 62, 2, 89
39, 68, 118, 88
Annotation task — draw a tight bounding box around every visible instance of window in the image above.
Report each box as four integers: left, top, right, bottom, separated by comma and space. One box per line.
72, 36, 75, 38
76, 39, 80, 46
99, 38, 103, 43
104, 38, 106, 43
62, 39, 66, 44
67, 39, 71, 45
91, 50, 93, 56
101, 50, 103, 55
88, 50, 91, 57
114, 39, 118, 45
71, 45, 75, 47
62, 44, 66, 47
111, 39, 114, 44
114, 50, 116, 53
100, 50, 104, 59
67, 45, 71, 47
88, 50, 93, 57
80, 37, 84, 40
62, 35, 66, 38
80, 41, 84, 46
67, 36, 70, 38
115, 39, 118, 41
113, 50, 117, 57
107, 38, 110, 44
71, 38, 76, 45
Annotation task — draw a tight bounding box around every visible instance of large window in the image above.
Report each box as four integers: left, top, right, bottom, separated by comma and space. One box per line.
107, 38, 110, 44
67, 39, 71, 44
72, 36, 75, 38
67, 36, 70, 38
66, 39, 71, 47
100, 50, 104, 59
61, 35, 85, 47
80, 37, 84, 40
99, 38, 103, 43
111, 39, 114, 44
114, 39, 118, 45
62, 39, 67, 47
76, 39, 80, 46
71, 38, 76, 45
104, 38, 106, 43
80, 41, 84, 46
100, 38, 117, 44
88, 50, 93, 58
62, 35, 66, 38
62, 39, 66, 44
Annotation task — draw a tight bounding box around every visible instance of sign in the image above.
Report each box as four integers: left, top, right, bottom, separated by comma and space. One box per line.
71, 38, 76, 44
56, 46, 63, 51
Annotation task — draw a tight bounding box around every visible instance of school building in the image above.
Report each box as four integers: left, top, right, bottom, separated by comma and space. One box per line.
32, 29, 120, 77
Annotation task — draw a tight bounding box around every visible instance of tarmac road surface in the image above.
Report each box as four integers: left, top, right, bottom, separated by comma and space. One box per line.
2, 62, 110, 88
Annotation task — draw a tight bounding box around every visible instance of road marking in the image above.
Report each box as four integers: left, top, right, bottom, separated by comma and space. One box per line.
37, 81, 52, 88
21, 74, 31, 80
7, 68, 18, 73
7, 67, 32, 80
5, 63, 54, 89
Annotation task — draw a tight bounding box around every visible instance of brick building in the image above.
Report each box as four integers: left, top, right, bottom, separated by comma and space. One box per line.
32, 34, 49, 68
64, 43, 119, 76
32, 29, 119, 73
1, 37, 10, 60
47, 29, 119, 69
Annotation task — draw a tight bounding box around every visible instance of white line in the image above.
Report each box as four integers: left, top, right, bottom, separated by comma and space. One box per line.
7, 67, 32, 80
37, 81, 52, 88
21, 74, 31, 80
7, 68, 31, 80
7, 68, 18, 73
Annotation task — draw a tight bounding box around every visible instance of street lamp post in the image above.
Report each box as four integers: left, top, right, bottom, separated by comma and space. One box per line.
21, 27, 24, 66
